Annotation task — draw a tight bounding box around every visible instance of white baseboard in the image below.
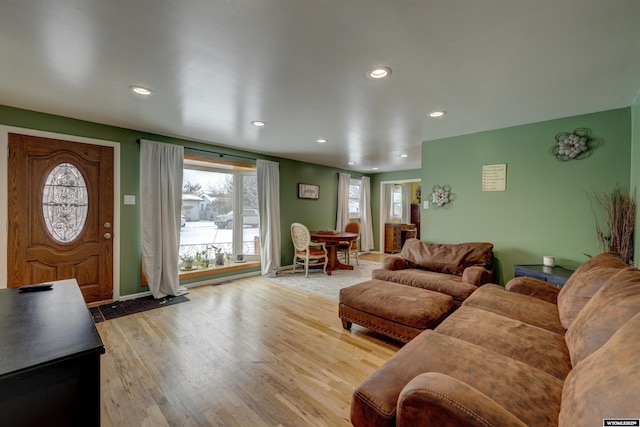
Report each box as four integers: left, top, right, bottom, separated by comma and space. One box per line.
116, 270, 261, 301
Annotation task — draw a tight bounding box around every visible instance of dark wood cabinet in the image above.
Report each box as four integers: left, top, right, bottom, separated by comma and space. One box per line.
410, 203, 421, 237
0, 279, 104, 427
513, 264, 575, 288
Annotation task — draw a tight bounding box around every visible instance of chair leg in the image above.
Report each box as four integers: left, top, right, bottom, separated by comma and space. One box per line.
354, 250, 359, 265
305, 257, 309, 277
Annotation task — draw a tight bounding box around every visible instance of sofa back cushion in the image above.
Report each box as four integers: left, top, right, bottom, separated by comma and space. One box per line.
400, 239, 493, 276
559, 312, 640, 426
557, 252, 627, 329
565, 266, 640, 366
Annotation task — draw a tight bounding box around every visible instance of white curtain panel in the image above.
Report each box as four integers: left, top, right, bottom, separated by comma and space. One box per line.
140, 140, 186, 298
336, 172, 351, 231
382, 184, 392, 223
401, 184, 411, 224
257, 159, 281, 277
359, 176, 374, 252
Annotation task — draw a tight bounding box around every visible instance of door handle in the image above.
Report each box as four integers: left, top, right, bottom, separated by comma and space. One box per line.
104, 233, 112, 239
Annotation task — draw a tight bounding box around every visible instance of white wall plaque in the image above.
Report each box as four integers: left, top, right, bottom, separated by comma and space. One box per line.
482, 164, 507, 192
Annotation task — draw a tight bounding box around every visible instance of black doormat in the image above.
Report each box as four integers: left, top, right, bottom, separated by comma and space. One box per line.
92, 295, 190, 323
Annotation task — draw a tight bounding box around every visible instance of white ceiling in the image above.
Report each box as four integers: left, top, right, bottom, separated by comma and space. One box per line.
1, 0, 639, 172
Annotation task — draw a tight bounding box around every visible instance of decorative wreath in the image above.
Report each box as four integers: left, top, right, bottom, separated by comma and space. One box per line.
431, 185, 452, 207
551, 128, 598, 161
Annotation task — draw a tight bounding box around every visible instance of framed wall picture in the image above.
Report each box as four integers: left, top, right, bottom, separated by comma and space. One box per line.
298, 183, 320, 199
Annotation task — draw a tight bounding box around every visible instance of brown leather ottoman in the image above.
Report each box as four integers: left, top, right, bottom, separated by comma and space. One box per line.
339, 279, 455, 343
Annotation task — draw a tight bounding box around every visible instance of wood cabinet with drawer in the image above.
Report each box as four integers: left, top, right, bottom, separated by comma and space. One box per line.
384, 223, 417, 253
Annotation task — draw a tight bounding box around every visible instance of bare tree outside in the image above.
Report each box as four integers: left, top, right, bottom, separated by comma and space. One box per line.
183, 181, 204, 196
207, 175, 233, 215
243, 175, 258, 209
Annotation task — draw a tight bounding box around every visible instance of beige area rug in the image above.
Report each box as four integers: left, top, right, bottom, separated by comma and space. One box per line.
267, 259, 382, 301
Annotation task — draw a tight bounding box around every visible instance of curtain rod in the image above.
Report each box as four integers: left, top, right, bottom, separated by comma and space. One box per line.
184, 146, 256, 162
137, 139, 256, 162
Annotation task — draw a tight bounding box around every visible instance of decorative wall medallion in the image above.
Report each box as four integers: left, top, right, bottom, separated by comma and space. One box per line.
431, 185, 452, 207
551, 128, 598, 161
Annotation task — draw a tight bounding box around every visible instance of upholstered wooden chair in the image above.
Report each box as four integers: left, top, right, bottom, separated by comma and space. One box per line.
291, 222, 328, 277
338, 221, 360, 265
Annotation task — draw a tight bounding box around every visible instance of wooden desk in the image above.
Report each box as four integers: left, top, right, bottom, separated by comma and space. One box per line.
311, 231, 358, 274
0, 279, 105, 427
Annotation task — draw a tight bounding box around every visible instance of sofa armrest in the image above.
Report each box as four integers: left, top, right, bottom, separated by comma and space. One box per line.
381, 255, 408, 271
505, 276, 560, 304
461, 266, 493, 286
397, 372, 527, 427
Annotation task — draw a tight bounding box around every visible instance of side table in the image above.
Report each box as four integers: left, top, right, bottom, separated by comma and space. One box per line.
513, 264, 575, 288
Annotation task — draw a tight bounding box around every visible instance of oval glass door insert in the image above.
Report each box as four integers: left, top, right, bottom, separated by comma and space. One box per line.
42, 162, 89, 242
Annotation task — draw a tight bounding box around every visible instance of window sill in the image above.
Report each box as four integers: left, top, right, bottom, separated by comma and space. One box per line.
178, 261, 261, 280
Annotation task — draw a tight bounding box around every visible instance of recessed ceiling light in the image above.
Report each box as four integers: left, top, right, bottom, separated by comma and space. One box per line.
429, 111, 447, 118
399, 154, 409, 158
316, 138, 327, 144
251, 121, 266, 127
372, 167, 379, 171
368, 66, 391, 79
130, 86, 153, 96
348, 162, 356, 165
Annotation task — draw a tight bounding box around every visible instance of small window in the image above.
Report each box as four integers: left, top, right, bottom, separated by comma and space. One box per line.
349, 178, 361, 219
389, 186, 403, 220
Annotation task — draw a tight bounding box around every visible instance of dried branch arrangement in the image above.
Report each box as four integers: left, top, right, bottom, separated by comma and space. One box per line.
590, 187, 636, 265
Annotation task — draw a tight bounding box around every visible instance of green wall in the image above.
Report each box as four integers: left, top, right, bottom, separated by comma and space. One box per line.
421, 108, 632, 284
0, 106, 366, 297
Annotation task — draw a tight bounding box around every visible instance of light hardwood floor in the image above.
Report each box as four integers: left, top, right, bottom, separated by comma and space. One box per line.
98, 253, 399, 427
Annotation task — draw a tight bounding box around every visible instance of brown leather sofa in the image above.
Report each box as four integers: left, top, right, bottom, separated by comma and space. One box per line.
351, 252, 640, 426
372, 239, 495, 304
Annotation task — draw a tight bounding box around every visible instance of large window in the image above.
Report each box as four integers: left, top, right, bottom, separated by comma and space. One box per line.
179, 155, 259, 266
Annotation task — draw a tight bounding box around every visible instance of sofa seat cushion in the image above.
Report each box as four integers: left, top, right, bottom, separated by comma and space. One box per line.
400, 239, 493, 276
435, 306, 572, 380
462, 284, 565, 334
557, 252, 628, 329
351, 330, 563, 427
565, 266, 640, 365
372, 268, 478, 301
559, 312, 640, 426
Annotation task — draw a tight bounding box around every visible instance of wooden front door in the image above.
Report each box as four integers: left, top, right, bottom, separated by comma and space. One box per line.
7, 133, 114, 303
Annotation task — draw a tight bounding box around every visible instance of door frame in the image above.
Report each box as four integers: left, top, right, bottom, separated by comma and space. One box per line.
378, 178, 421, 253
0, 126, 121, 300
